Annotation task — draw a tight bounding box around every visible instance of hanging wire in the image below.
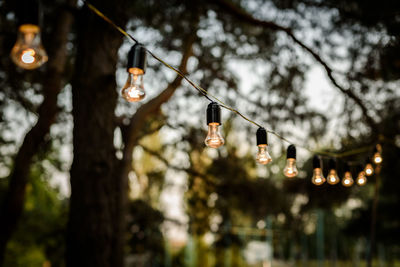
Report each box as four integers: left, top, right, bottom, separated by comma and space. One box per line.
81, 0, 377, 159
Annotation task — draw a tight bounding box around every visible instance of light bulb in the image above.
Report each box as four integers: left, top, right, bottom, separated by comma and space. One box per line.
327, 169, 340, 185
122, 44, 147, 102
283, 158, 298, 177
205, 123, 224, 148
256, 144, 272, 165
283, 145, 297, 177
255, 127, 272, 165
10, 24, 48, 69
373, 152, 382, 164
205, 102, 224, 148
327, 159, 339, 185
312, 168, 325, 185
311, 155, 325, 185
356, 171, 367, 186
121, 72, 145, 102
364, 163, 374, 176
373, 144, 382, 164
342, 171, 354, 187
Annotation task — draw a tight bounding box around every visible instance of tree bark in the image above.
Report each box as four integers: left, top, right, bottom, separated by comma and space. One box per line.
0, 1, 75, 265
66, 2, 127, 266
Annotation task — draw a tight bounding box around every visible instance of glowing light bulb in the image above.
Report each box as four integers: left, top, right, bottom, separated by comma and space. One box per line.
326, 159, 339, 185
373, 144, 382, 164
121, 72, 145, 102
205, 102, 224, 148
256, 144, 272, 165
205, 123, 224, 148
311, 156, 325, 185
342, 171, 354, 187
373, 152, 382, 164
255, 127, 272, 165
327, 169, 340, 185
283, 158, 298, 177
312, 168, 325, 185
356, 171, 367, 186
364, 163, 374, 176
283, 145, 298, 177
10, 24, 48, 69
122, 44, 147, 102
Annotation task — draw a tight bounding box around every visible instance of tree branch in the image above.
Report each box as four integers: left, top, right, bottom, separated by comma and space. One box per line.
213, 0, 377, 129
141, 145, 206, 179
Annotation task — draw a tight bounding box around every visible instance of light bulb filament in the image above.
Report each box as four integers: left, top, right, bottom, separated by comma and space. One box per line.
21, 49, 36, 63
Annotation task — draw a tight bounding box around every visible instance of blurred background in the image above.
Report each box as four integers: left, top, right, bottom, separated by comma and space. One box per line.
0, 0, 399, 266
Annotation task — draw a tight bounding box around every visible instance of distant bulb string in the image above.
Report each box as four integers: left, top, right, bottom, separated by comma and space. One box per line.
82, 0, 379, 159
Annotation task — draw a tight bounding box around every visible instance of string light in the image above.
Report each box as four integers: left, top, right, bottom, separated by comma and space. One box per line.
311, 155, 325, 185
61, 0, 388, 187
283, 145, 298, 177
80, 0, 381, 162
205, 102, 224, 148
373, 144, 382, 164
11, 0, 47, 69
255, 128, 272, 165
341, 164, 354, 187
121, 44, 147, 102
326, 159, 340, 185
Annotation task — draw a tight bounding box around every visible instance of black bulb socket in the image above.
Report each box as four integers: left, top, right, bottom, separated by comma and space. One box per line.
356, 164, 364, 173
286, 145, 296, 159
328, 158, 337, 170
127, 43, 147, 74
18, 0, 40, 26
206, 102, 221, 125
343, 163, 350, 172
313, 155, 322, 169
256, 127, 267, 146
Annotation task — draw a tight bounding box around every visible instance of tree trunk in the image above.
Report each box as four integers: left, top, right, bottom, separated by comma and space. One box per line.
0, 1, 75, 265
66, 2, 127, 266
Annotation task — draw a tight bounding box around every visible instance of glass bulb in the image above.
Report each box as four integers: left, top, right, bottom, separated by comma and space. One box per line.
373, 152, 382, 164
311, 167, 325, 185
204, 123, 224, 148
256, 144, 272, 165
327, 169, 340, 185
121, 73, 145, 102
10, 24, 48, 69
283, 158, 298, 177
364, 163, 374, 176
356, 171, 367, 186
342, 171, 354, 187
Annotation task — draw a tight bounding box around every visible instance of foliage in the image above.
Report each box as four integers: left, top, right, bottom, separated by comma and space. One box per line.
1, 162, 67, 267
